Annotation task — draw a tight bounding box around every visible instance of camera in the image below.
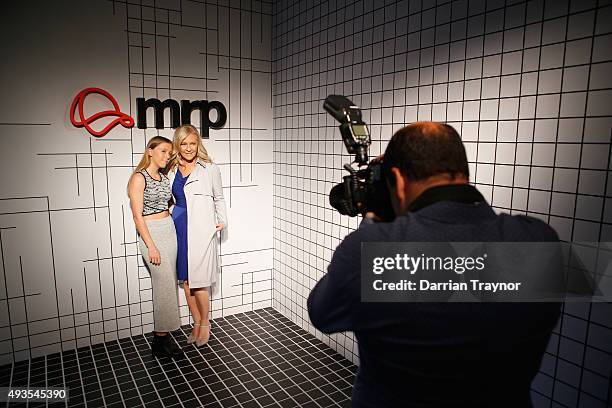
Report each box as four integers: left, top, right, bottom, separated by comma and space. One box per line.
324, 95, 394, 222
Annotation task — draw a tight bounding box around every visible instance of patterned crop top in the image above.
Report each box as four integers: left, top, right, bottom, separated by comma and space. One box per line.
139, 170, 172, 216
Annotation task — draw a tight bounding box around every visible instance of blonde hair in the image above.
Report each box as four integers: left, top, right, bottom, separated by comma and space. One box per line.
133, 136, 173, 174
169, 125, 212, 169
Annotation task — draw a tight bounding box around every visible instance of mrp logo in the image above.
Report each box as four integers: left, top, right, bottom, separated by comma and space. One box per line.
70, 87, 227, 138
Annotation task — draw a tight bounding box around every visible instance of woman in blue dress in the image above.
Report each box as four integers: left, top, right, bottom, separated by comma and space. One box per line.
168, 125, 227, 347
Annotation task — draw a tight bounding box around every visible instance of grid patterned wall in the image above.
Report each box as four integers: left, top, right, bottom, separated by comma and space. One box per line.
0, 0, 273, 363
271, 0, 612, 406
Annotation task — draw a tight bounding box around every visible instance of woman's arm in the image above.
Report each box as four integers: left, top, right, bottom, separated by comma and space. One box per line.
128, 173, 161, 265
167, 170, 175, 214
168, 196, 175, 215
211, 164, 227, 230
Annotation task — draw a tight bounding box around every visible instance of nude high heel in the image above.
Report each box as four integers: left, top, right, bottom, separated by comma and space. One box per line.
187, 323, 200, 345
195, 323, 211, 347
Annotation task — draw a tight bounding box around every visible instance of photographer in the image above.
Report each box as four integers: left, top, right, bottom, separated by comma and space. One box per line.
307, 122, 561, 407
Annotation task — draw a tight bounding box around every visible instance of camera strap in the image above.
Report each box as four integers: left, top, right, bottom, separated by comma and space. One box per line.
408, 184, 486, 213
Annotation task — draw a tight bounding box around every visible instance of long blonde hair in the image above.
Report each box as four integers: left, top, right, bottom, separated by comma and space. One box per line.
169, 125, 212, 169
133, 136, 173, 174
128, 136, 172, 195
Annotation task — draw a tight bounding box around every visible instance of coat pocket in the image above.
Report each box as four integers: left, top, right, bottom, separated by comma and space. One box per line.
193, 192, 213, 198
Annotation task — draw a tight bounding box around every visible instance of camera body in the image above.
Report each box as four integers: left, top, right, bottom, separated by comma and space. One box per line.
324, 95, 395, 221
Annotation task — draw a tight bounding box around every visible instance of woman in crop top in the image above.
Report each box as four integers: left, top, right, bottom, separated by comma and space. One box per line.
127, 136, 182, 358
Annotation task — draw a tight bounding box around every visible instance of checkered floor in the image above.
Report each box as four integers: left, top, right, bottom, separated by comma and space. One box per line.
0, 308, 356, 407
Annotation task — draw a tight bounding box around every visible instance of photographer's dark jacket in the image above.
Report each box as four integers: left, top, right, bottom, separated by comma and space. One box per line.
307, 184, 561, 408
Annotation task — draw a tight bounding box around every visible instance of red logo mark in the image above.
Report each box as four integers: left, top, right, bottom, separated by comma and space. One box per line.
70, 87, 134, 137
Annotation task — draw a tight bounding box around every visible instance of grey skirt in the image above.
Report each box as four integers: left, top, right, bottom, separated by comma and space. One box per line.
138, 216, 181, 332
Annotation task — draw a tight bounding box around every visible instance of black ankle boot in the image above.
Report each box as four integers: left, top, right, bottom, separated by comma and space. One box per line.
165, 335, 183, 356
151, 335, 169, 358
151, 334, 182, 358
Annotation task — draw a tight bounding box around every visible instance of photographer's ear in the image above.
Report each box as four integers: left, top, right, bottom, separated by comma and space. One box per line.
387, 167, 408, 215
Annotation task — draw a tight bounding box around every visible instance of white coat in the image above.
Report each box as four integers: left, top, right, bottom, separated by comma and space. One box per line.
168, 160, 227, 289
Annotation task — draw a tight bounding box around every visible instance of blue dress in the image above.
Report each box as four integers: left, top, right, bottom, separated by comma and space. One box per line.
172, 170, 189, 281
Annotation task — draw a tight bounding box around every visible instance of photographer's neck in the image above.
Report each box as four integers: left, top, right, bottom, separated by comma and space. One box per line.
392, 169, 470, 215
407, 175, 469, 207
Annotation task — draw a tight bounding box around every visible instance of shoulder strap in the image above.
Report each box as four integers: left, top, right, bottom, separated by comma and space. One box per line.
133, 170, 147, 190
134, 170, 148, 181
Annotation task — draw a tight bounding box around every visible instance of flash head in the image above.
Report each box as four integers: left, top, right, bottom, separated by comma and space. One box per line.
323, 95, 371, 165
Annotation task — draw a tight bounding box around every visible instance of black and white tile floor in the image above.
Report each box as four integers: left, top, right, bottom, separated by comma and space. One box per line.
1, 308, 356, 407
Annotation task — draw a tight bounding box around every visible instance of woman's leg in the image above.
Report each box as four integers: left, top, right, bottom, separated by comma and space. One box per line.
193, 288, 210, 344
183, 281, 201, 338
139, 219, 182, 356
